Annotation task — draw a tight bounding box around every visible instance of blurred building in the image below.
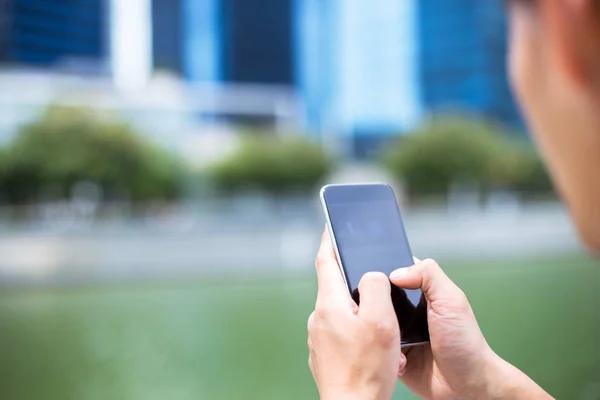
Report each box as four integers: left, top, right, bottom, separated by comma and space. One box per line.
0, 0, 298, 147
297, 0, 521, 154
152, 0, 421, 156
418, 0, 522, 128
154, 0, 519, 157
151, 0, 183, 74
151, 0, 293, 85
0, 0, 108, 72
296, 0, 422, 157
0, 0, 523, 157
109, 0, 153, 91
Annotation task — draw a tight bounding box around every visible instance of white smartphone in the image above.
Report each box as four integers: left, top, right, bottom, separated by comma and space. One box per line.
320, 183, 429, 347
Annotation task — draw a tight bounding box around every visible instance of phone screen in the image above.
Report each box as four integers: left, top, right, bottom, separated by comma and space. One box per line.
322, 184, 429, 345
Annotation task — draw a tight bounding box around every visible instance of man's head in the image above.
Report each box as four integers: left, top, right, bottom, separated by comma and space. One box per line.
508, 0, 600, 253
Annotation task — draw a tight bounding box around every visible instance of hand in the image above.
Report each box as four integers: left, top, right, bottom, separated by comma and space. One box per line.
391, 259, 553, 400
307, 231, 402, 400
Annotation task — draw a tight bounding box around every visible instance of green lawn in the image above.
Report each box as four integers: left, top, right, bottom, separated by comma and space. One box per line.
0, 256, 599, 400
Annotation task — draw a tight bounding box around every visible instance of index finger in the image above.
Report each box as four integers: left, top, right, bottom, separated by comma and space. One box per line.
315, 228, 349, 300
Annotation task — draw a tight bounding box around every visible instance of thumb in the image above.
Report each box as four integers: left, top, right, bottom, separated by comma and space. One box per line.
389, 259, 462, 303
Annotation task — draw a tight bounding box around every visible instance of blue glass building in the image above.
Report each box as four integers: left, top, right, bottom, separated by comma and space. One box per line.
0, 0, 11, 61
296, 0, 422, 156
220, 0, 293, 84
418, 0, 521, 128
152, 0, 183, 73
156, 0, 522, 151
0, 0, 106, 67
170, 0, 293, 84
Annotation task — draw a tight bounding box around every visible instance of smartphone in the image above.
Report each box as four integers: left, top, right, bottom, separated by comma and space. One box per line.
320, 183, 429, 347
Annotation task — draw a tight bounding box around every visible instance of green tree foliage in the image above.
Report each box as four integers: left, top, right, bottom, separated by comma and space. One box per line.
511, 147, 553, 194
383, 116, 553, 198
210, 134, 334, 194
0, 106, 185, 204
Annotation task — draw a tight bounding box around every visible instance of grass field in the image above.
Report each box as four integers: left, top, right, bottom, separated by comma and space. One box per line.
0, 256, 599, 400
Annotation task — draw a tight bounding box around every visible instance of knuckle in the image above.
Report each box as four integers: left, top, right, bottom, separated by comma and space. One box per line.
421, 258, 440, 271
420, 259, 443, 293
313, 301, 332, 320
307, 312, 316, 332
315, 253, 330, 269
373, 318, 398, 345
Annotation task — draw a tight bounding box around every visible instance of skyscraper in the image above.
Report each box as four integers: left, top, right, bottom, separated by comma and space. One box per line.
152, 0, 182, 74
296, 0, 422, 155
179, 0, 294, 84
147, 0, 521, 146
0, 0, 107, 69
220, 0, 293, 85
418, 0, 521, 128
0, 0, 11, 61
153, 0, 294, 84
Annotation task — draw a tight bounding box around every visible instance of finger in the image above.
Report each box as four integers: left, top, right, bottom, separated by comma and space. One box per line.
315, 228, 348, 300
357, 272, 396, 322
389, 259, 461, 302
397, 352, 407, 376
397, 344, 429, 383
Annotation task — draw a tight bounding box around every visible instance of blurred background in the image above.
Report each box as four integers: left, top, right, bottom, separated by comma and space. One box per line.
0, 1, 598, 399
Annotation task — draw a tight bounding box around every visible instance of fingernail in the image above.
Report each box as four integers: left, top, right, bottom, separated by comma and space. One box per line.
390, 267, 410, 280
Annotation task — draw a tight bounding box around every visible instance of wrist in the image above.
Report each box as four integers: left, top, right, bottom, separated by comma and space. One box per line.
482, 351, 553, 400
482, 352, 518, 399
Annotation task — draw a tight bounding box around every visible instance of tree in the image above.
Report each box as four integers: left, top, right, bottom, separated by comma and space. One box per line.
2, 106, 185, 204
383, 116, 551, 199
210, 134, 334, 194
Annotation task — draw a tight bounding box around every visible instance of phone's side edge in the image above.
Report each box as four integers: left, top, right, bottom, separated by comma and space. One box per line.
401, 341, 429, 348
319, 186, 351, 292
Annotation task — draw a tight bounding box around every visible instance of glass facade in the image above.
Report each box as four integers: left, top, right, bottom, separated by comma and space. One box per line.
418, 0, 521, 128
152, 0, 182, 74
295, 0, 335, 135
182, 0, 220, 82
181, 0, 293, 85
0, 0, 106, 67
0, 1, 522, 135
296, 0, 421, 145
0, 0, 12, 60
219, 0, 293, 85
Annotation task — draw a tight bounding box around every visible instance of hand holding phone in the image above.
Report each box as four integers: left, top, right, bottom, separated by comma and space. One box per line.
308, 230, 403, 400
308, 183, 552, 400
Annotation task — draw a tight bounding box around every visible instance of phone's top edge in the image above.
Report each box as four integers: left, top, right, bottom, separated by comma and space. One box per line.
320, 182, 400, 208
320, 182, 394, 199
320, 182, 391, 191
